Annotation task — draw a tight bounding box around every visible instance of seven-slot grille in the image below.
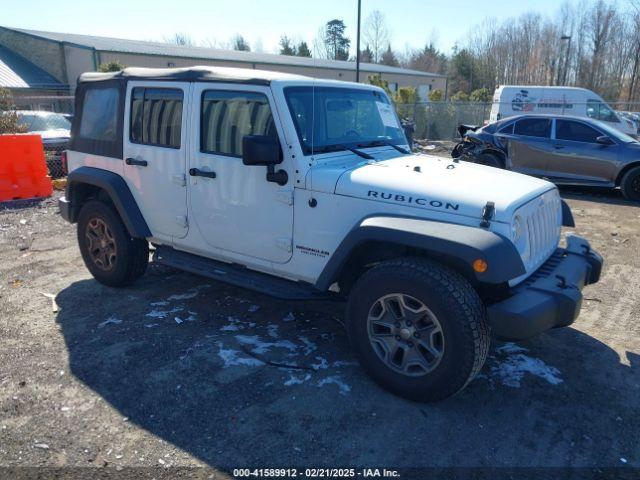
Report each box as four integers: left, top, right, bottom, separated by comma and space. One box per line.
519, 191, 562, 275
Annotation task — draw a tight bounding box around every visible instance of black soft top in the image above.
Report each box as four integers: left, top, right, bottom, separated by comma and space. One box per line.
78, 66, 307, 86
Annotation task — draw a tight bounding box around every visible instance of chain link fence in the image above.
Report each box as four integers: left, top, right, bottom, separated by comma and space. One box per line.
395, 100, 640, 142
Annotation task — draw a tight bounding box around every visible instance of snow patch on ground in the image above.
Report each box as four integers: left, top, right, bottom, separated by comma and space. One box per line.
284, 373, 312, 386
167, 291, 199, 301
317, 375, 351, 395
98, 316, 122, 328
145, 306, 183, 319
298, 336, 317, 355
216, 342, 264, 367
220, 316, 244, 332
267, 324, 279, 338
491, 343, 563, 388
311, 356, 329, 371
235, 335, 298, 354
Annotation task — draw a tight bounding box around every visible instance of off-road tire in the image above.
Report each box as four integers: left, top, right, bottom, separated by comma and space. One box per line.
620, 166, 640, 201
77, 200, 149, 287
346, 257, 490, 402
476, 152, 503, 169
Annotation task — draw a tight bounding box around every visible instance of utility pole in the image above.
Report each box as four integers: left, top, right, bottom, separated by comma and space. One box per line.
355, 0, 361, 82
559, 35, 571, 86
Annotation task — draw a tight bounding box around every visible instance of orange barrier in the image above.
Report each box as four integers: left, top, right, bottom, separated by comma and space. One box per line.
0, 135, 53, 202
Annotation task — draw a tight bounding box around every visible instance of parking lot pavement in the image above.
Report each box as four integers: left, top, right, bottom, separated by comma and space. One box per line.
0, 190, 639, 474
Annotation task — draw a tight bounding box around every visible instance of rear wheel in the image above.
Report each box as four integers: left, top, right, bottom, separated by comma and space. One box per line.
77, 200, 149, 287
346, 257, 490, 402
620, 166, 640, 201
476, 152, 503, 169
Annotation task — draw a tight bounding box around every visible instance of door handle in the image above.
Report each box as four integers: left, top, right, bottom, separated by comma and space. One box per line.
189, 168, 217, 179
125, 157, 148, 166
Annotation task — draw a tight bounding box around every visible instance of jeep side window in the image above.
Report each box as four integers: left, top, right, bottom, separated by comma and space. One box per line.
556, 120, 601, 143
130, 87, 183, 148
200, 91, 276, 157
79, 87, 119, 141
513, 118, 551, 138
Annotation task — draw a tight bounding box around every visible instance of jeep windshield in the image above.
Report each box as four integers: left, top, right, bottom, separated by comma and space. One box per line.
284, 86, 407, 155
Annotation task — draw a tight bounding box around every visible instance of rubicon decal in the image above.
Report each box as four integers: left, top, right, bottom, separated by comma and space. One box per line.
367, 190, 459, 211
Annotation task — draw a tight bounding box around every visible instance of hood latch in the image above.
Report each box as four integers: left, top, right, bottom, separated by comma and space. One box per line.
480, 201, 495, 228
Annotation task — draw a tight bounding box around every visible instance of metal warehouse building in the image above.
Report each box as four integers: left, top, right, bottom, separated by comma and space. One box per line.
0, 26, 446, 110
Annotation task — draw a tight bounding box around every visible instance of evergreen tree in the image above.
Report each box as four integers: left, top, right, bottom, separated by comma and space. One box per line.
296, 41, 312, 57
380, 44, 399, 67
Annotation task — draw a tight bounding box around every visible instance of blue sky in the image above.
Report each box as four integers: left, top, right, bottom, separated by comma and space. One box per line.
3, 0, 565, 55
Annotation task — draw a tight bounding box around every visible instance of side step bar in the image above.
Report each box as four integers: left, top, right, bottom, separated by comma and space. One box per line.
152, 246, 337, 301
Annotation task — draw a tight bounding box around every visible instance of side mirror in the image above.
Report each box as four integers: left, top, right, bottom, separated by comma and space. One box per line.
242, 135, 281, 166
242, 135, 288, 186
596, 135, 614, 145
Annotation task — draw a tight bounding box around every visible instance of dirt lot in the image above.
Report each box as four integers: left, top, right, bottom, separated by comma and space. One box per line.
1, 187, 639, 478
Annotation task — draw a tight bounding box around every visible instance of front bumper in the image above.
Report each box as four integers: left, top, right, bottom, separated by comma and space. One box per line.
58, 196, 72, 222
487, 234, 603, 341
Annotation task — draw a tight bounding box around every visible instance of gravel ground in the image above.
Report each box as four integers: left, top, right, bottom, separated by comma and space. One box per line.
0, 188, 638, 478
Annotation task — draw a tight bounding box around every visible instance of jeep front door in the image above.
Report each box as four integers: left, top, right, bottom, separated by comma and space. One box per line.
123, 82, 189, 240
188, 85, 293, 264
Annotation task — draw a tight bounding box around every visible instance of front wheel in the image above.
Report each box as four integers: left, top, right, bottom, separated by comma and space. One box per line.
346, 257, 490, 402
620, 166, 640, 201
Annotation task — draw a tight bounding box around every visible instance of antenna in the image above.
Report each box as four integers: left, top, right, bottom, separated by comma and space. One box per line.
308, 32, 319, 206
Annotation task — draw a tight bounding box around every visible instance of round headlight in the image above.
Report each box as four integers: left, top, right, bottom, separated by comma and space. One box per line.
511, 215, 523, 242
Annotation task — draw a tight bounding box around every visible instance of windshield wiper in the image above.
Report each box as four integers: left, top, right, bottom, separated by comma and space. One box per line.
311, 144, 374, 159
358, 140, 411, 154
311, 144, 349, 154
347, 147, 374, 159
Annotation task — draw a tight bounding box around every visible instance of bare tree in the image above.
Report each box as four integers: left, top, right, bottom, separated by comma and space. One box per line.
363, 10, 389, 63
163, 33, 194, 46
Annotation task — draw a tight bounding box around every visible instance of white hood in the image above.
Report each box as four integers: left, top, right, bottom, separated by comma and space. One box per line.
312, 152, 556, 223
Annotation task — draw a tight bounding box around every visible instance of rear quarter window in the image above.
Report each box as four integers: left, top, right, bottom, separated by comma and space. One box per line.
79, 88, 119, 141
70, 81, 124, 158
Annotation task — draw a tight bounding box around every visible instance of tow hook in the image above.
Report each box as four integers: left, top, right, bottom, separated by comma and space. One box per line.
479, 201, 495, 228
556, 275, 577, 290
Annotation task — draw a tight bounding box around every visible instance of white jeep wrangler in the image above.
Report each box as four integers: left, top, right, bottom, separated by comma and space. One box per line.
60, 66, 602, 402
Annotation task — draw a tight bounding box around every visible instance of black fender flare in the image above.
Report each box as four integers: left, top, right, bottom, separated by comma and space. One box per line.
561, 200, 575, 227
64, 166, 151, 238
315, 216, 526, 289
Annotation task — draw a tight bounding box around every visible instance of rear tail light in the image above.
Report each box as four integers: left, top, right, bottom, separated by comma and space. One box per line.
61, 151, 68, 175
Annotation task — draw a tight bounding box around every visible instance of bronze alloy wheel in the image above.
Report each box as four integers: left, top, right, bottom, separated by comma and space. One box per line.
85, 218, 117, 271
367, 293, 445, 377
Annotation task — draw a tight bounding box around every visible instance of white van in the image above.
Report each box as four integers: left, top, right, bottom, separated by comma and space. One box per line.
489, 86, 637, 137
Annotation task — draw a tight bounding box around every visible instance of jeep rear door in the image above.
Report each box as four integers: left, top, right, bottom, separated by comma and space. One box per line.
187, 84, 294, 264
123, 82, 189, 241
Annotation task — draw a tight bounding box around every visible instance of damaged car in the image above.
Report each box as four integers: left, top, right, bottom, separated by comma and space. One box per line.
452, 114, 640, 201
